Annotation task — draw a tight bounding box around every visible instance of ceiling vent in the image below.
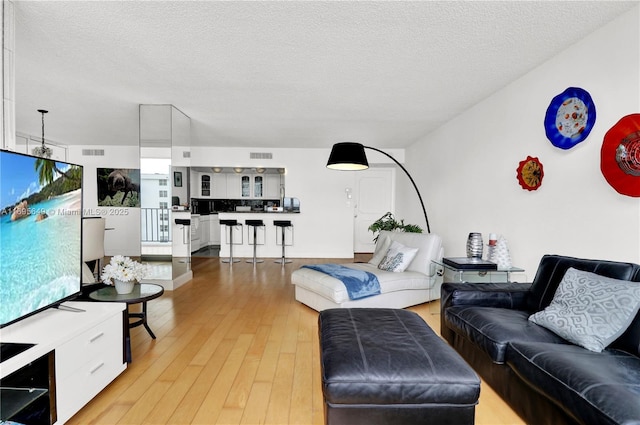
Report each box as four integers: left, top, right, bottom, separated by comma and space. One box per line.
250, 152, 273, 160
82, 149, 105, 156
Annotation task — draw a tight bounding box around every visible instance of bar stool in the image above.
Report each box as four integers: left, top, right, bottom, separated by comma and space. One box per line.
245, 219, 265, 264
220, 219, 242, 263
273, 220, 293, 265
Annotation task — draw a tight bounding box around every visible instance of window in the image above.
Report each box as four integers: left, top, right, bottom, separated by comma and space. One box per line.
159, 179, 167, 186
159, 202, 168, 209
160, 225, 169, 232
159, 190, 168, 197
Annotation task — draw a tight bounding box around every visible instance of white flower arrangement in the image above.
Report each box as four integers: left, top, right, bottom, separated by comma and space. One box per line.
101, 255, 148, 284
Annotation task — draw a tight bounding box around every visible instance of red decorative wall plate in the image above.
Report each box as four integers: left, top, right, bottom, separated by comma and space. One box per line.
517, 156, 544, 191
601, 114, 640, 197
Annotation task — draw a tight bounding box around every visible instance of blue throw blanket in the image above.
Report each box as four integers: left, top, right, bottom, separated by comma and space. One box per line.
301, 263, 381, 300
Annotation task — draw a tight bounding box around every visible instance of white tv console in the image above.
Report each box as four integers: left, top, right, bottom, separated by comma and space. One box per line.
0, 301, 126, 424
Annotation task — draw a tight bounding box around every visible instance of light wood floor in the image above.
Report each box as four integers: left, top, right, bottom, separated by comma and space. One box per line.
68, 257, 524, 425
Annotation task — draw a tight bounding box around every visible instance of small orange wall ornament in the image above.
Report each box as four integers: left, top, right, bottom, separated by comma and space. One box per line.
517, 156, 544, 191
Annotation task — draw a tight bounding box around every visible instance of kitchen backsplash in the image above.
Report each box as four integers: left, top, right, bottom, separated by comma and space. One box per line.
191, 198, 280, 214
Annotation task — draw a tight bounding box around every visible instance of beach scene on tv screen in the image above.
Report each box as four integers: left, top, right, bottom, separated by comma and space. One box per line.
0, 152, 82, 326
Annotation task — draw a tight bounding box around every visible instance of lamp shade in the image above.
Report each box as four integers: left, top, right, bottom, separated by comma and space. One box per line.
326, 142, 369, 170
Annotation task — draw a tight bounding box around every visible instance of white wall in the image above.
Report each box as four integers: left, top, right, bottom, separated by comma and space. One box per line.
402, 7, 640, 277
68, 146, 141, 257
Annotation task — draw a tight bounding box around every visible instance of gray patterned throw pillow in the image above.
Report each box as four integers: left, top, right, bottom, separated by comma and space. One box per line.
529, 267, 640, 352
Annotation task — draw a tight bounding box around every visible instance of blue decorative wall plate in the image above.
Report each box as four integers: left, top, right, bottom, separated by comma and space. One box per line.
544, 87, 596, 149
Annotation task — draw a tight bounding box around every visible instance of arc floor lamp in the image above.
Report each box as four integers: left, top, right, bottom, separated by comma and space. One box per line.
326, 142, 431, 234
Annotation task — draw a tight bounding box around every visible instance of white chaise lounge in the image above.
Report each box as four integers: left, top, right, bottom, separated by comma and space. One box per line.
291, 230, 444, 311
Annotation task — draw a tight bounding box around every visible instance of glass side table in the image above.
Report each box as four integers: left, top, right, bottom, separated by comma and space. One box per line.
432, 260, 524, 283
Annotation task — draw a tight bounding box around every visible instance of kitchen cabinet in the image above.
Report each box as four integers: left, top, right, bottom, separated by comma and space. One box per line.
254, 175, 263, 197
190, 214, 201, 252
189, 171, 213, 198
201, 174, 211, 197
265, 174, 281, 198
237, 174, 270, 198
200, 216, 210, 247
211, 173, 227, 198
210, 215, 221, 245
241, 175, 251, 197
211, 172, 282, 199
226, 174, 241, 198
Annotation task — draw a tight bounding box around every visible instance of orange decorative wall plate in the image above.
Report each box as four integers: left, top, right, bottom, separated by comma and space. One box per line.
517, 156, 544, 191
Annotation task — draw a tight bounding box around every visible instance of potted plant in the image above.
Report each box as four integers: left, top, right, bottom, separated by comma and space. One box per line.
368, 212, 423, 242
101, 255, 148, 294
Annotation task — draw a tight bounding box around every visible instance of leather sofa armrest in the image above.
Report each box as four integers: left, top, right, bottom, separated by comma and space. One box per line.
439, 282, 532, 345
441, 282, 532, 314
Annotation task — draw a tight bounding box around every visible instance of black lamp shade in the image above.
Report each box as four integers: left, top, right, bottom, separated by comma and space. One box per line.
326, 142, 369, 170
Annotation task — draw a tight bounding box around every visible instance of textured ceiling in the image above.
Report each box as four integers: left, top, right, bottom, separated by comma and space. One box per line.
13, 1, 637, 149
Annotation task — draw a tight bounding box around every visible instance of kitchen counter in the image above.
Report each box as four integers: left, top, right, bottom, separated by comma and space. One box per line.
218, 212, 299, 259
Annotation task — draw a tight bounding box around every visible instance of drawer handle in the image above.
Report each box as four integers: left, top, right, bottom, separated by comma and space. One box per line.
89, 332, 105, 343
90, 362, 105, 374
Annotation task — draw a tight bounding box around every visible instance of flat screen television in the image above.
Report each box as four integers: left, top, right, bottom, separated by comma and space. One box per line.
0, 149, 83, 328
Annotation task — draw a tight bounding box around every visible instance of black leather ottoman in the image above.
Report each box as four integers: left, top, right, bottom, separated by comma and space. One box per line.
318, 308, 480, 425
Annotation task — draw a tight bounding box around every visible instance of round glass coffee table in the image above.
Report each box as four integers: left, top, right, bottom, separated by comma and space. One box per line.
89, 283, 164, 362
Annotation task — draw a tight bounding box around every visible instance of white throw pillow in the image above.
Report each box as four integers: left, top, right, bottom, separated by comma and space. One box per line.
368, 235, 392, 267
377, 241, 418, 273
528, 267, 640, 352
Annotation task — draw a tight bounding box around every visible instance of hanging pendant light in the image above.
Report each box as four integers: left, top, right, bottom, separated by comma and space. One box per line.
32, 109, 52, 158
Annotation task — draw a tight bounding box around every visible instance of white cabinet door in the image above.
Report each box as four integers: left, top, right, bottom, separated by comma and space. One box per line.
241, 175, 251, 197
200, 217, 210, 246
226, 174, 241, 198
253, 175, 264, 198
210, 215, 221, 245
212, 174, 227, 198
265, 175, 281, 198
200, 174, 211, 198
56, 313, 124, 424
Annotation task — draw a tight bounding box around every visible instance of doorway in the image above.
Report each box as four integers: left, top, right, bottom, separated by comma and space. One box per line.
353, 167, 395, 254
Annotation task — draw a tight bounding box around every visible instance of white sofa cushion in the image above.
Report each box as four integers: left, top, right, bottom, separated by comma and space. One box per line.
368, 236, 392, 267
292, 263, 432, 304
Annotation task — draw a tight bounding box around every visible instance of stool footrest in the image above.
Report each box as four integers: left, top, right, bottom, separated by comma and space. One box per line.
274, 259, 293, 264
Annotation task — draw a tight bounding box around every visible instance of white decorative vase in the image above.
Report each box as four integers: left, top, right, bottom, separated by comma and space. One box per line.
114, 279, 135, 295
489, 236, 512, 269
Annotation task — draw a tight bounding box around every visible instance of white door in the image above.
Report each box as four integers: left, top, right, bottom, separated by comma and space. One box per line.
354, 167, 395, 253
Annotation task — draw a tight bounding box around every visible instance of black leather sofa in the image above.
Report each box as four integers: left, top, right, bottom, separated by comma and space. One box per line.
440, 255, 640, 425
